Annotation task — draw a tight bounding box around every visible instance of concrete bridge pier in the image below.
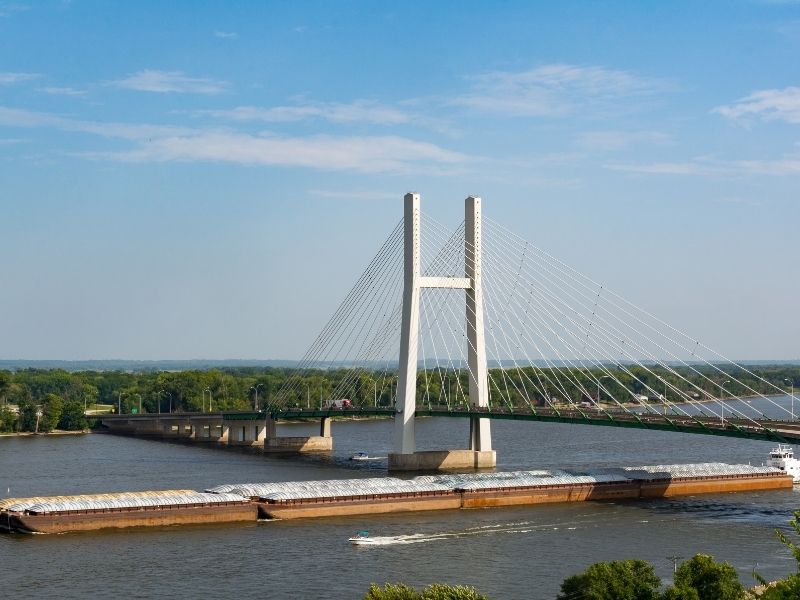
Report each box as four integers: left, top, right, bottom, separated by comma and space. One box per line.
223, 418, 269, 447
263, 416, 333, 453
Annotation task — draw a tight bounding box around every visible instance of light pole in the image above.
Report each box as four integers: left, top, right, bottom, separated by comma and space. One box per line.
306, 384, 310, 410
251, 384, 264, 411
785, 378, 795, 421
116, 391, 124, 414
596, 375, 611, 407
374, 379, 377, 407
720, 380, 731, 426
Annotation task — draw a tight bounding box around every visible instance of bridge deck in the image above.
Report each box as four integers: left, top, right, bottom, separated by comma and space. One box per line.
100, 406, 800, 443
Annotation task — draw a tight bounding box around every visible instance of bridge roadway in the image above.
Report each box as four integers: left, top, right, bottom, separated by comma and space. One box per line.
271, 405, 800, 443
100, 404, 800, 443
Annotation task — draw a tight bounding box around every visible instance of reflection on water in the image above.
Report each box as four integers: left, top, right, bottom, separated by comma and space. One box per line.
1, 417, 799, 599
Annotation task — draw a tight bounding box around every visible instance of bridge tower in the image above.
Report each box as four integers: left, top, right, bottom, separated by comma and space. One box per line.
389, 193, 496, 471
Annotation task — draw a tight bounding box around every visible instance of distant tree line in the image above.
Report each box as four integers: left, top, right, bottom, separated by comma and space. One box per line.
0, 365, 798, 432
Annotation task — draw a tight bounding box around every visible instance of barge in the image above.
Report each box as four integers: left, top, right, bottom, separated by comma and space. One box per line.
0, 490, 257, 534
1, 462, 791, 534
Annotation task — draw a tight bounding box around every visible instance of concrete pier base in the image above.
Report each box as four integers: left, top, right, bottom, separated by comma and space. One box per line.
265, 436, 333, 453
388, 449, 496, 472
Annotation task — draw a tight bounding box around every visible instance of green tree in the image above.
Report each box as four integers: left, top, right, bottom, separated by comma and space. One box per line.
17, 397, 39, 432
758, 511, 800, 599
557, 559, 662, 600
365, 583, 419, 600
0, 404, 17, 432
760, 575, 800, 600
58, 399, 87, 430
664, 554, 743, 600
363, 584, 487, 600
41, 393, 64, 432
419, 583, 488, 599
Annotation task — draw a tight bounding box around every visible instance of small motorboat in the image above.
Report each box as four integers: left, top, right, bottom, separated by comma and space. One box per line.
349, 452, 386, 461
349, 530, 375, 545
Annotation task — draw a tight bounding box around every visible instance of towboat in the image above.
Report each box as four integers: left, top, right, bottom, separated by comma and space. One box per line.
766, 444, 800, 483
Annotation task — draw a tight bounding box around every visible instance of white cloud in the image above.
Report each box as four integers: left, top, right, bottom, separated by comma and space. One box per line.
607, 155, 800, 176
97, 132, 469, 173
0, 106, 195, 140
0, 3, 29, 18
575, 130, 673, 151
713, 87, 800, 124
454, 63, 667, 117
38, 86, 87, 97
308, 189, 398, 200
110, 70, 228, 94
0, 72, 39, 84
198, 101, 412, 126
213, 31, 238, 39
0, 105, 469, 174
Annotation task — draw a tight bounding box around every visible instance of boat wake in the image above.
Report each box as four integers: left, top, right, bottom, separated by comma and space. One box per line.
349, 520, 583, 547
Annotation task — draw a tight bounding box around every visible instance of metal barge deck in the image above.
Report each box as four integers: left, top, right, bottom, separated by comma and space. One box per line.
1, 463, 791, 534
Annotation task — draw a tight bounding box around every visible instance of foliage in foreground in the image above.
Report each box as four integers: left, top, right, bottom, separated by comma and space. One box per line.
757, 510, 800, 599
364, 583, 488, 600
556, 559, 662, 600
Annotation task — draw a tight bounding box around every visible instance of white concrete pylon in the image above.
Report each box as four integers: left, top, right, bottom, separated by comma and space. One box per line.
394, 192, 421, 454
392, 192, 493, 456
466, 195, 491, 451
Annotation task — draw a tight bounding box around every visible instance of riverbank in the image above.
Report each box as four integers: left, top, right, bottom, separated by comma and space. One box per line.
0, 429, 90, 438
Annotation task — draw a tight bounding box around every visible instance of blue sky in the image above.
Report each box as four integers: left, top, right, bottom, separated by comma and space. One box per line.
0, 0, 798, 360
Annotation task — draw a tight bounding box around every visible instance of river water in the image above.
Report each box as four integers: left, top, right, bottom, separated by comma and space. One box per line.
2, 398, 799, 599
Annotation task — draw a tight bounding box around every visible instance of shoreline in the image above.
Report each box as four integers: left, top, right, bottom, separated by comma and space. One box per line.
0, 430, 90, 438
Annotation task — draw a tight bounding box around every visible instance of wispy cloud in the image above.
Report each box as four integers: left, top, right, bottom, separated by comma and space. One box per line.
0, 72, 39, 85
213, 31, 238, 39
198, 101, 412, 126
575, 130, 673, 151
110, 70, 228, 94
95, 132, 469, 174
38, 86, 87, 97
0, 105, 469, 174
607, 154, 800, 176
454, 63, 668, 117
0, 106, 195, 140
308, 189, 398, 200
0, 3, 29, 18
713, 86, 800, 124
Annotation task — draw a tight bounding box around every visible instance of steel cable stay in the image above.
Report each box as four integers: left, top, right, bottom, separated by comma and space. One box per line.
487, 217, 794, 416
483, 220, 782, 424
481, 228, 762, 433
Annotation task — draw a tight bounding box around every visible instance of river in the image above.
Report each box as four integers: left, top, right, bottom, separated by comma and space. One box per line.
2, 402, 799, 599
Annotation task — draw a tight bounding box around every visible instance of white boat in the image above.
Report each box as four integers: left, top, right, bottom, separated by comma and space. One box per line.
349, 452, 386, 461
349, 530, 376, 545
766, 444, 800, 483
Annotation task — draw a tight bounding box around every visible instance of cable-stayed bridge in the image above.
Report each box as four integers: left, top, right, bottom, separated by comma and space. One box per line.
268, 193, 799, 469
101, 192, 798, 469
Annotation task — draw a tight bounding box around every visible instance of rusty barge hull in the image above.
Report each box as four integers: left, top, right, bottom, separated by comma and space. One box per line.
258, 472, 792, 520
3, 503, 258, 534
2, 471, 791, 534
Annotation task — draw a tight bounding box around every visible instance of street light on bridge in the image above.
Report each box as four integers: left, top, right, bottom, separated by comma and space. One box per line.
251, 384, 264, 411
